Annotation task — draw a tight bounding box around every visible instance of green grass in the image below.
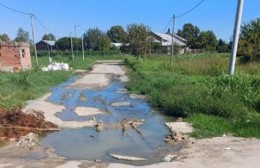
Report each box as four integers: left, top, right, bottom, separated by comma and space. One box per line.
0, 52, 124, 110
125, 53, 260, 138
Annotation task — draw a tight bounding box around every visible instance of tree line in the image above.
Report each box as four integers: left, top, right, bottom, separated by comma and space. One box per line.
1, 18, 259, 61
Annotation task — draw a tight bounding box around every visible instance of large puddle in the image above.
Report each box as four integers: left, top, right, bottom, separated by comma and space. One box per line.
40, 76, 179, 165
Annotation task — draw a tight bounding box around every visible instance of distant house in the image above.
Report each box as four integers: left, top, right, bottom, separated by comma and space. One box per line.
149, 32, 187, 54
111, 42, 123, 49
0, 42, 32, 72
36, 40, 55, 51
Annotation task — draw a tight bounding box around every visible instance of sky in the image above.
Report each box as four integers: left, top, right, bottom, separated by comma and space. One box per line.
0, 0, 259, 42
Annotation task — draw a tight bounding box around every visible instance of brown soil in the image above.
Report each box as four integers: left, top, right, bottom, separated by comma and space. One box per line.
0, 108, 58, 140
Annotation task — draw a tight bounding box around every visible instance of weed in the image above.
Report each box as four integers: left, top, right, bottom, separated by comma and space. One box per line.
125, 53, 260, 138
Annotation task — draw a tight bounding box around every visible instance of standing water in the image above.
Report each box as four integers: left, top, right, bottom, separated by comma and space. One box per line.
40, 68, 179, 165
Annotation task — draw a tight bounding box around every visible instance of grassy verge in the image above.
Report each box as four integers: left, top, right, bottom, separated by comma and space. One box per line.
0, 53, 124, 110
125, 53, 260, 138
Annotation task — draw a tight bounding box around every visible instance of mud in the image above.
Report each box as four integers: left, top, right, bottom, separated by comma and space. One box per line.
0, 109, 58, 139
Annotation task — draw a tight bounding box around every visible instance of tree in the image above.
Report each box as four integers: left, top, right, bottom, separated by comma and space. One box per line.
238, 18, 260, 61
55, 37, 71, 51
83, 27, 103, 51
42, 33, 56, 41
196, 31, 217, 51
177, 23, 200, 48
127, 24, 150, 57
101, 35, 111, 51
14, 28, 30, 42
84, 27, 112, 51
0, 33, 10, 42
107, 25, 127, 43
217, 38, 230, 53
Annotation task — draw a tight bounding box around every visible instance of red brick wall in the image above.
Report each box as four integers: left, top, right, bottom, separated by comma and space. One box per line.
0, 43, 32, 71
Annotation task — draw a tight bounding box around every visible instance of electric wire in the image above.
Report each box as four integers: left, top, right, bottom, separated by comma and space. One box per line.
0, 2, 60, 39
162, 0, 206, 34
162, 17, 173, 33
0, 2, 30, 16
176, 0, 206, 18
33, 15, 61, 39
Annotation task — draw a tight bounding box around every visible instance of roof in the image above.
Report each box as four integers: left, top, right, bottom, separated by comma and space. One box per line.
37, 40, 56, 46
111, 43, 123, 47
151, 32, 186, 46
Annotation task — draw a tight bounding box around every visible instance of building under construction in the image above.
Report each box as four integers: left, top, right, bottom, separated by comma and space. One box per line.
0, 41, 32, 72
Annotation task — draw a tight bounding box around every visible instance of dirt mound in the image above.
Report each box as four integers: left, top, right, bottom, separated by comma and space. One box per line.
0, 109, 58, 139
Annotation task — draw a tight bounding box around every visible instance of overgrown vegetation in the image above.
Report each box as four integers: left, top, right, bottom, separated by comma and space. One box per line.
125, 53, 260, 138
0, 53, 123, 110
238, 18, 260, 62
0, 70, 72, 110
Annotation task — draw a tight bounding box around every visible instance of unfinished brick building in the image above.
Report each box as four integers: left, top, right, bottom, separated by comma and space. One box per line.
0, 42, 32, 72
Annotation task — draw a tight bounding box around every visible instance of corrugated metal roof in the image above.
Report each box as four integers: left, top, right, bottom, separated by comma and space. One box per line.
42, 40, 55, 46
153, 32, 186, 46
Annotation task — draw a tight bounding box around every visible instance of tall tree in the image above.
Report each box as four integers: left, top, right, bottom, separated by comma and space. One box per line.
0, 33, 10, 42
238, 18, 260, 61
177, 23, 200, 48
127, 24, 150, 57
83, 27, 103, 51
101, 35, 111, 51
14, 28, 30, 42
42, 33, 56, 41
107, 25, 127, 43
196, 31, 217, 51
55, 37, 71, 51
217, 38, 230, 53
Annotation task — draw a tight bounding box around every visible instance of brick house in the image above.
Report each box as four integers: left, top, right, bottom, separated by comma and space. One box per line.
0, 42, 32, 72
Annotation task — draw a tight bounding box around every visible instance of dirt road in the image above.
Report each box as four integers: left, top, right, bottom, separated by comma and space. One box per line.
0, 60, 259, 168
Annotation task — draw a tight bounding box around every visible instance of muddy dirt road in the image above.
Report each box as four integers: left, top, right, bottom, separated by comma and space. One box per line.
0, 60, 259, 168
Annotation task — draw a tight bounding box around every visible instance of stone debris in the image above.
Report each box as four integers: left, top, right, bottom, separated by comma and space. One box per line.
121, 118, 145, 135
111, 101, 131, 107
176, 117, 183, 122
42, 62, 69, 72
165, 122, 194, 134
96, 120, 104, 132
74, 107, 104, 117
16, 132, 38, 150
109, 154, 146, 161
116, 88, 128, 94
129, 93, 146, 100
164, 131, 188, 143
119, 75, 129, 82
162, 154, 177, 162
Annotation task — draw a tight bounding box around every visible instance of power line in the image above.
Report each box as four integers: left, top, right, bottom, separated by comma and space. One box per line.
0, 2, 60, 39
162, 0, 206, 33
33, 15, 61, 39
162, 17, 173, 33
176, 0, 206, 19
0, 2, 30, 16
33, 15, 52, 34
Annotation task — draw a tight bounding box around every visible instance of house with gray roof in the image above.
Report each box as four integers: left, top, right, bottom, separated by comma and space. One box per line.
36, 40, 55, 51
149, 32, 187, 54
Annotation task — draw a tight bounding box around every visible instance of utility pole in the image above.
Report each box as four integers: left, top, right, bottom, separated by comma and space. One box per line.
171, 14, 176, 67
228, 0, 244, 75
74, 25, 81, 57
82, 35, 85, 60
30, 13, 38, 66
70, 32, 74, 62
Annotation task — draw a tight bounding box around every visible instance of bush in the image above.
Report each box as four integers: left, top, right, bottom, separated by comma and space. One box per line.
125, 53, 260, 137
238, 18, 260, 62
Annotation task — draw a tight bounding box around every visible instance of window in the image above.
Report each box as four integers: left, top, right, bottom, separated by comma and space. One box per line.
21, 49, 25, 58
